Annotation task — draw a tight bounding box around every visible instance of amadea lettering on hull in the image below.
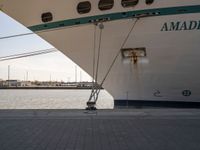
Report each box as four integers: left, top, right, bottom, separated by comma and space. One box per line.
161, 20, 200, 31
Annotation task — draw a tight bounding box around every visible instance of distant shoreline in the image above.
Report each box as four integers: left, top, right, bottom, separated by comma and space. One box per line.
0, 87, 103, 90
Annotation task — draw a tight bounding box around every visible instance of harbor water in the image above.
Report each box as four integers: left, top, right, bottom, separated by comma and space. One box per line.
0, 90, 113, 109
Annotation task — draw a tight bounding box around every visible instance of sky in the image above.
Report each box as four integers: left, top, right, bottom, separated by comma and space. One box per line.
0, 12, 92, 82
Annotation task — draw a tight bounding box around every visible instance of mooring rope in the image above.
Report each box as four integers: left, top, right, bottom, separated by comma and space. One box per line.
87, 18, 139, 108
99, 18, 139, 87
0, 48, 57, 61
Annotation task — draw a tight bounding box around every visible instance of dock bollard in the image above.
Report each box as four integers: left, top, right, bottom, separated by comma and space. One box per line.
86, 101, 97, 110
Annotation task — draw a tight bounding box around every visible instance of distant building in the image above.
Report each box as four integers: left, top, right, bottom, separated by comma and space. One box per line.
0, 80, 100, 89
5, 80, 20, 87
30, 81, 61, 87
61, 82, 78, 87
20, 81, 32, 87
77, 82, 102, 88
0, 79, 3, 87
2, 80, 32, 87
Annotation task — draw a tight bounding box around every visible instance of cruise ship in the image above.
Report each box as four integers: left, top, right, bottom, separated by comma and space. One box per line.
1, 0, 200, 107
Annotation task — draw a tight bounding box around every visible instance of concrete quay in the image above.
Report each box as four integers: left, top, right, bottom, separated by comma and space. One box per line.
0, 109, 200, 150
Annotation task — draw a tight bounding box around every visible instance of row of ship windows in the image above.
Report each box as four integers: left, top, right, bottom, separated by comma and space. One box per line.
41, 0, 154, 23
78, 0, 154, 14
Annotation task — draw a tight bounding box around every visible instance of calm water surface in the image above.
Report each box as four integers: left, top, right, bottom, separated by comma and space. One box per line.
0, 90, 113, 109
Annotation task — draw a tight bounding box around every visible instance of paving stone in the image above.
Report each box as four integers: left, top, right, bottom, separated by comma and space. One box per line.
0, 109, 199, 150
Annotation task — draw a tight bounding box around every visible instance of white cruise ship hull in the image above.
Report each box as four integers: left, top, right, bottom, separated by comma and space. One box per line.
1, 0, 200, 106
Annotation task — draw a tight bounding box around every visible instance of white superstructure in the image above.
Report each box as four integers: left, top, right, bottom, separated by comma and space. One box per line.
1, 0, 200, 106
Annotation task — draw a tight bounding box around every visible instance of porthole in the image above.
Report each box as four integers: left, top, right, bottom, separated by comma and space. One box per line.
146, 0, 154, 5
77, 1, 91, 14
41, 12, 53, 23
121, 0, 139, 7
98, 0, 114, 11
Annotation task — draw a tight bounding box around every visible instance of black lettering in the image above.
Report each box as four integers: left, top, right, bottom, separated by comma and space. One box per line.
161, 22, 168, 31
189, 21, 197, 30
198, 21, 200, 29
169, 22, 181, 31
180, 21, 188, 30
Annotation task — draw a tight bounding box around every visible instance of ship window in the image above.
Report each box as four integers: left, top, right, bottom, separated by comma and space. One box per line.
146, 0, 154, 5
121, 0, 139, 7
98, 0, 114, 11
77, 1, 91, 14
41, 12, 53, 23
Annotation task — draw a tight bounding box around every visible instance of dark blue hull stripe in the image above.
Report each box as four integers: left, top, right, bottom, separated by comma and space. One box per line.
114, 100, 200, 108
29, 5, 200, 32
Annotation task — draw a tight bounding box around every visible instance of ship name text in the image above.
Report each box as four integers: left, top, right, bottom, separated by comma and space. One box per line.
161, 20, 200, 31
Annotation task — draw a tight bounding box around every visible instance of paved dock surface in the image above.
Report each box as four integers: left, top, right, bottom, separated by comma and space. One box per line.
0, 109, 200, 150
